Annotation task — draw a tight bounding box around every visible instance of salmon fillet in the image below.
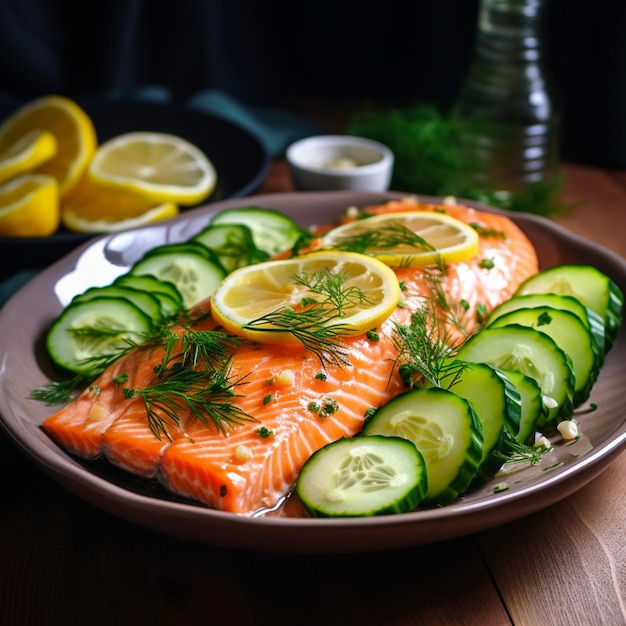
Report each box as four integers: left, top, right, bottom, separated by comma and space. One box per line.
43, 199, 539, 514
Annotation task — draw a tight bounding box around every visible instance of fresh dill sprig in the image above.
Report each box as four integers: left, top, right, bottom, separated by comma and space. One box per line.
491, 428, 544, 466
393, 304, 460, 387
244, 308, 352, 368
328, 222, 436, 257
123, 360, 254, 441
30, 374, 93, 405
243, 267, 372, 367
30, 334, 152, 405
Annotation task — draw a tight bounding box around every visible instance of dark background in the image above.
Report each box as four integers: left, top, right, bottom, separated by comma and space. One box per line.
1, 0, 625, 167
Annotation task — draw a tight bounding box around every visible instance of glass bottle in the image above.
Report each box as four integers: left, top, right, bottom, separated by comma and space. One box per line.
454, 0, 560, 196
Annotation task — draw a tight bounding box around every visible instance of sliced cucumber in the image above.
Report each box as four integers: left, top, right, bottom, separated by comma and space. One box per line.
488, 292, 607, 359
191, 223, 269, 273
129, 245, 227, 309
46, 297, 153, 376
362, 387, 483, 505
455, 325, 575, 428
210, 206, 305, 257
295, 436, 427, 517
486, 306, 600, 406
113, 274, 184, 317
515, 265, 623, 352
423, 360, 522, 481
496, 368, 544, 445
71, 285, 164, 322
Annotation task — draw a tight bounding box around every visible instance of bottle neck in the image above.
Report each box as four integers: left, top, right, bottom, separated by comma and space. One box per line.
475, 0, 547, 65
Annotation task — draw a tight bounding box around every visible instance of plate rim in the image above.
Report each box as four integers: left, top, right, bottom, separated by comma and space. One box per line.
1, 190, 625, 553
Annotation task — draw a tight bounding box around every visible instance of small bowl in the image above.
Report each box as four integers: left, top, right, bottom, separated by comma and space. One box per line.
286, 135, 394, 192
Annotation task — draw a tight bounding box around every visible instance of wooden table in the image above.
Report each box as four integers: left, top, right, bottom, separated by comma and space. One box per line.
1, 117, 625, 625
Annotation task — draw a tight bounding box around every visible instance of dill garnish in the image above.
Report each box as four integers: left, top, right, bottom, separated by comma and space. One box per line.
393, 304, 461, 388
242, 267, 373, 367
328, 222, 436, 261
123, 360, 254, 441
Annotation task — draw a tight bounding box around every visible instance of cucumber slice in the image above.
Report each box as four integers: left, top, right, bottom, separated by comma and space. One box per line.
129, 246, 227, 309
295, 436, 427, 517
423, 360, 522, 481
496, 368, 544, 445
516, 265, 623, 352
456, 325, 575, 428
191, 223, 269, 273
210, 206, 305, 257
362, 387, 483, 505
71, 285, 163, 322
486, 306, 600, 406
488, 292, 607, 359
113, 274, 184, 317
46, 297, 153, 376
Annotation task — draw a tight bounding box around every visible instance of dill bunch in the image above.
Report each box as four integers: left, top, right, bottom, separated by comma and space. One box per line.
347, 103, 566, 218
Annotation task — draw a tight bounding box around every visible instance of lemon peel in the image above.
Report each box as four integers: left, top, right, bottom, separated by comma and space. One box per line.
321, 211, 481, 267
88, 131, 217, 205
210, 251, 401, 345
0, 174, 59, 237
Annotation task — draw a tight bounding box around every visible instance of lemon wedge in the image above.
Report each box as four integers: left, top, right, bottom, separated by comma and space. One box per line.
321, 211, 480, 267
88, 131, 217, 206
210, 251, 401, 345
0, 129, 58, 185
61, 180, 179, 233
0, 174, 59, 237
0, 95, 97, 198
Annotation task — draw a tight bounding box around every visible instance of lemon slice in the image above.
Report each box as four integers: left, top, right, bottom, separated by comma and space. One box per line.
321, 211, 480, 267
88, 131, 217, 206
211, 251, 401, 345
0, 174, 59, 237
0, 129, 58, 184
61, 180, 179, 233
0, 95, 97, 198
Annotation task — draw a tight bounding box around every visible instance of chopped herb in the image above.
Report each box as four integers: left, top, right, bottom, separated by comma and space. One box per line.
366, 329, 380, 342
459, 299, 470, 311
364, 407, 377, 420
263, 394, 273, 405
537, 311, 553, 326
470, 223, 507, 239
88, 385, 100, 396
479, 257, 495, 270
314, 372, 327, 381
308, 402, 320, 413
476, 303, 489, 324
112, 373, 129, 384
256, 427, 273, 438
399, 281, 407, 291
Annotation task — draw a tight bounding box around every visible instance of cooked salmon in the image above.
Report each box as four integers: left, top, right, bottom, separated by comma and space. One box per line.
43, 199, 539, 514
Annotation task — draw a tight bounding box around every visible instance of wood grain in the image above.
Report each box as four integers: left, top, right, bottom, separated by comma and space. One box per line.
1, 106, 625, 624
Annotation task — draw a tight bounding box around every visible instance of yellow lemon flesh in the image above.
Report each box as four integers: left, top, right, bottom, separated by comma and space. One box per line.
88, 131, 217, 206
210, 251, 401, 345
61, 180, 179, 233
0, 95, 97, 198
321, 211, 480, 267
0, 174, 59, 237
0, 129, 58, 184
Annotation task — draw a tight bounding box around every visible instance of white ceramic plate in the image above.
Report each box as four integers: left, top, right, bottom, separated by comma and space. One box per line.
0, 191, 624, 554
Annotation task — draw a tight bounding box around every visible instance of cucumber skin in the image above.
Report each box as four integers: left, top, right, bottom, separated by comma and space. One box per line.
456, 325, 575, 429
487, 306, 600, 407
295, 435, 428, 517
362, 387, 483, 506
515, 264, 624, 352
422, 361, 522, 482
46, 297, 154, 376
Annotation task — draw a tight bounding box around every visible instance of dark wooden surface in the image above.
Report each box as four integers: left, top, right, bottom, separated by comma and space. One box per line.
1, 103, 625, 626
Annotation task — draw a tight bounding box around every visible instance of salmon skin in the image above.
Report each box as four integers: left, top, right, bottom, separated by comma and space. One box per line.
43, 199, 539, 515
